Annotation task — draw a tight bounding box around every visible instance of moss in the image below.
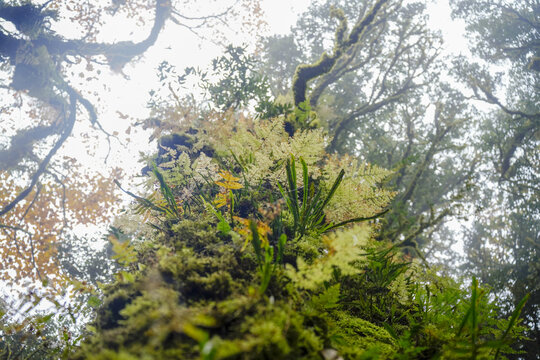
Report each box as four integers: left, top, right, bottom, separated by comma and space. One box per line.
331, 312, 396, 359
75, 113, 524, 360
96, 287, 138, 331
210, 299, 325, 359
158, 249, 239, 302
168, 220, 223, 250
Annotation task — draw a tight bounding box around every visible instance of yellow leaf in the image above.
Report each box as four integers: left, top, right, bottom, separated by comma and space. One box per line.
215, 181, 243, 190
215, 170, 243, 189
233, 217, 270, 250
218, 170, 240, 182
213, 192, 228, 208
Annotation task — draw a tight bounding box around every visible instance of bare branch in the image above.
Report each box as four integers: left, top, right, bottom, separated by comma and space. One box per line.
472, 83, 540, 176
0, 123, 60, 170
0, 223, 32, 236
475, 83, 540, 121
171, 1, 237, 22
0, 94, 76, 217
328, 81, 417, 152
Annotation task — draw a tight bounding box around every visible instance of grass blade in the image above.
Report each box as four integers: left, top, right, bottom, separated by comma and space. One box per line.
494, 293, 530, 359
471, 277, 478, 346
250, 220, 263, 267
300, 157, 309, 218
324, 209, 390, 232
153, 164, 180, 218
319, 169, 345, 212
114, 180, 167, 214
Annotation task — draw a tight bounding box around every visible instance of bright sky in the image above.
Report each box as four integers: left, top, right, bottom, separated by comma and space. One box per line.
55, 0, 309, 183
0, 0, 471, 246
1, 0, 471, 318
58, 0, 468, 181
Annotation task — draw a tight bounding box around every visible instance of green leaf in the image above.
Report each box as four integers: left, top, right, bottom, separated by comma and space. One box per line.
117, 270, 135, 283
153, 164, 180, 218
319, 168, 345, 212
259, 246, 274, 293
37, 313, 54, 324
301, 157, 309, 216
250, 220, 263, 266
114, 179, 167, 214
87, 296, 102, 308
277, 233, 287, 264
201, 196, 230, 235
471, 277, 478, 345
311, 284, 340, 310
494, 293, 530, 359
217, 219, 231, 234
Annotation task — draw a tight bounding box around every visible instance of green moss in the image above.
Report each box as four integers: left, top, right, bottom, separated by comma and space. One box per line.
96, 287, 138, 331
210, 299, 325, 359
168, 220, 223, 250
75, 114, 525, 360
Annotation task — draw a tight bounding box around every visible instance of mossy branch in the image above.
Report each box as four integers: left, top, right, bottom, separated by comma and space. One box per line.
292, 0, 389, 106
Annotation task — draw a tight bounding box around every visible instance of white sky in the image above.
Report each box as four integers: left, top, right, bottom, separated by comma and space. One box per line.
1, 0, 472, 317
0, 0, 472, 249
58, 0, 469, 180
54, 0, 312, 183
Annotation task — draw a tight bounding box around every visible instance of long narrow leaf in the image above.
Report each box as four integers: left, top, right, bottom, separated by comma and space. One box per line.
250, 220, 263, 268
278, 182, 299, 228
286, 156, 299, 214
277, 233, 286, 265
324, 209, 390, 232
494, 293, 530, 359
471, 277, 478, 346
200, 196, 230, 234
319, 169, 345, 212
305, 188, 322, 219
229, 150, 250, 187
300, 157, 309, 218
259, 246, 274, 293
114, 180, 167, 214
457, 305, 473, 337
153, 165, 180, 218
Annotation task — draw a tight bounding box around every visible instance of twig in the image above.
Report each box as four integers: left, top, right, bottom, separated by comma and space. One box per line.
0, 223, 32, 235
171, 0, 237, 22
12, 182, 42, 253
64, 85, 115, 162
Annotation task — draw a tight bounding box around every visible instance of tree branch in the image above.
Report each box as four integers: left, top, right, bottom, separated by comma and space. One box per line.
0, 94, 76, 217
291, 0, 389, 106
0, 0, 173, 218
473, 83, 540, 176
0, 123, 61, 170
309, 23, 384, 107
25, 0, 171, 70
475, 83, 540, 121
328, 82, 415, 153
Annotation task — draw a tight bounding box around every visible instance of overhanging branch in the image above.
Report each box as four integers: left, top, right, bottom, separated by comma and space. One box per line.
291, 0, 388, 106
0, 0, 172, 217
0, 94, 76, 218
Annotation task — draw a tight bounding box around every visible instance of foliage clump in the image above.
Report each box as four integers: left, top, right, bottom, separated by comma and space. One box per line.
71, 113, 527, 359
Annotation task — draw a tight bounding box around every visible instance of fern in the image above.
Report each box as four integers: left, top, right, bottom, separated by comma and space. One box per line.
278, 155, 387, 240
